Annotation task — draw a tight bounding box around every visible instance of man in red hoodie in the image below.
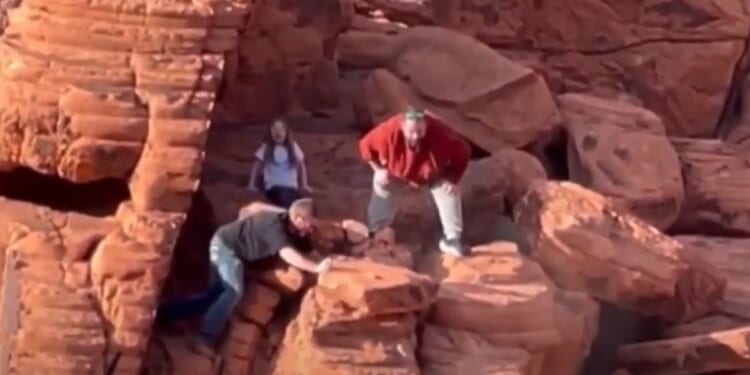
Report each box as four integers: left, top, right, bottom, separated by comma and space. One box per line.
359, 108, 471, 256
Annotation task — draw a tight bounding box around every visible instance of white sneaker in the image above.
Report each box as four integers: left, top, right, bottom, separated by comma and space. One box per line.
439, 238, 469, 257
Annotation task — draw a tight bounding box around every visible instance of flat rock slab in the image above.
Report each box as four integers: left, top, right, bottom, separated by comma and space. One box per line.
675, 236, 750, 320
419, 241, 560, 340
420, 325, 536, 375
316, 257, 437, 318
618, 326, 750, 375
664, 315, 750, 339
670, 138, 750, 236
514, 180, 725, 322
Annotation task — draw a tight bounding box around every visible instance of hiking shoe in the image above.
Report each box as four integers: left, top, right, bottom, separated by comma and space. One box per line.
439, 238, 469, 257
187, 334, 216, 357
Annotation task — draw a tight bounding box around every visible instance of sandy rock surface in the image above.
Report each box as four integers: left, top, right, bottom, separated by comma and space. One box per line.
3, 0, 750, 374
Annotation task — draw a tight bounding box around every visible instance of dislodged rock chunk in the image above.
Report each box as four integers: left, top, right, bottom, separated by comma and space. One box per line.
618, 326, 750, 375
514, 180, 725, 322
560, 93, 684, 230
316, 257, 437, 317
270, 288, 423, 375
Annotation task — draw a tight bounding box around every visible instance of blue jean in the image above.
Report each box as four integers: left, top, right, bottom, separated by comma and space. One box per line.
157, 236, 244, 343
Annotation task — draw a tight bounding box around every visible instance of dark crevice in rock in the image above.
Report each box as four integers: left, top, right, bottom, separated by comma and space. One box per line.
487, 36, 747, 56
525, 129, 569, 180
162, 189, 217, 301
468, 139, 490, 160
580, 302, 662, 375
0, 166, 130, 217
716, 31, 750, 138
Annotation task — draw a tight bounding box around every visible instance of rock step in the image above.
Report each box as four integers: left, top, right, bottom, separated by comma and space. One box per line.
10, 352, 102, 374
419, 241, 559, 336
419, 329, 535, 375
10, 278, 107, 373
618, 326, 750, 374
21, 0, 250, 23
5, 6, 239, 53
676, 236, 750, 319
0, 42, 223, 94
670, 138, 750, 235
315, 257, 437, 318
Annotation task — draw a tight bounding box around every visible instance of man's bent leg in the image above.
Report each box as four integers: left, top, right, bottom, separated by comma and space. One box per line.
199, 237, 244, 344
367, 176, 399, 234
156, 282, 223, 323
430, 180, 469, 256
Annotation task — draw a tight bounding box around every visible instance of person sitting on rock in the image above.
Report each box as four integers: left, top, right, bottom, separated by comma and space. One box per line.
359, 107, 471, 256
157, 197, 331, 355
249, 118, 314, 208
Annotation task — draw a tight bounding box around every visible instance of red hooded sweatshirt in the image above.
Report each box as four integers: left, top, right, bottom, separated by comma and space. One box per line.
359, 113, 471, 186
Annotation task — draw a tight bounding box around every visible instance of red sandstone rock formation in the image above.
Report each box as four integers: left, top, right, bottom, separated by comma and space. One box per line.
559, 93, 685, 230
214, 0, 354, 124
341, 26, 563, 152
0, 0, 250, 372
514, 181, 726, 322
5, 1, 750, 375
354, 0, 750, 138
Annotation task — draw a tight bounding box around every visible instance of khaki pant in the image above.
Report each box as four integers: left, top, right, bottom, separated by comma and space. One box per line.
367, 175, 463, 240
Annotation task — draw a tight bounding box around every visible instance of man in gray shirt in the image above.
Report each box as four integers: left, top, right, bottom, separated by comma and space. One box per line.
158, 198, 330, 354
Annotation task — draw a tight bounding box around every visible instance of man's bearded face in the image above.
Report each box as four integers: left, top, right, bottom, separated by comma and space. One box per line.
401, 118, 426, 148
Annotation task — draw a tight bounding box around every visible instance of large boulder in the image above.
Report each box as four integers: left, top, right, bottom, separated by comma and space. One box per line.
344, 26, 562, 152
514, 180, 726, 322
559, 93, 684, 230
359, 0, 750, 137
418, 241, 598, 375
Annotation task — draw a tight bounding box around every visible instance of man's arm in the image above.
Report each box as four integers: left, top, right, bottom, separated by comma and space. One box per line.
359, 116, 397, 169
278, 247, 320, 273
266, 223, 325, 274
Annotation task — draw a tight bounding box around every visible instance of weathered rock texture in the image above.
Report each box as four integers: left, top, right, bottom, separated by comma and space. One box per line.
418, 241, 598, 375
670, 138, 750, 236
514, 180, 726, 322
214, 0, 354, 123
343, 26, 562, 152
559, 93, 684, 230
0, 0, 249, 372
676, 236, 750, 320
356, 0, 750, 138
269, 256, 437, 374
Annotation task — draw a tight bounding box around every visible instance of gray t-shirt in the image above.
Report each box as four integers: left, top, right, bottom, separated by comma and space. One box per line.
254, 142, 304, 190
215, 211, 309, 262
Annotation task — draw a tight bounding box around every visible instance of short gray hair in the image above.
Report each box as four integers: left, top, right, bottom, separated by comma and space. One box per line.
289, 198, 315, 217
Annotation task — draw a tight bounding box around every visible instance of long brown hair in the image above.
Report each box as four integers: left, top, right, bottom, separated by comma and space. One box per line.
262, 118, 298, 168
